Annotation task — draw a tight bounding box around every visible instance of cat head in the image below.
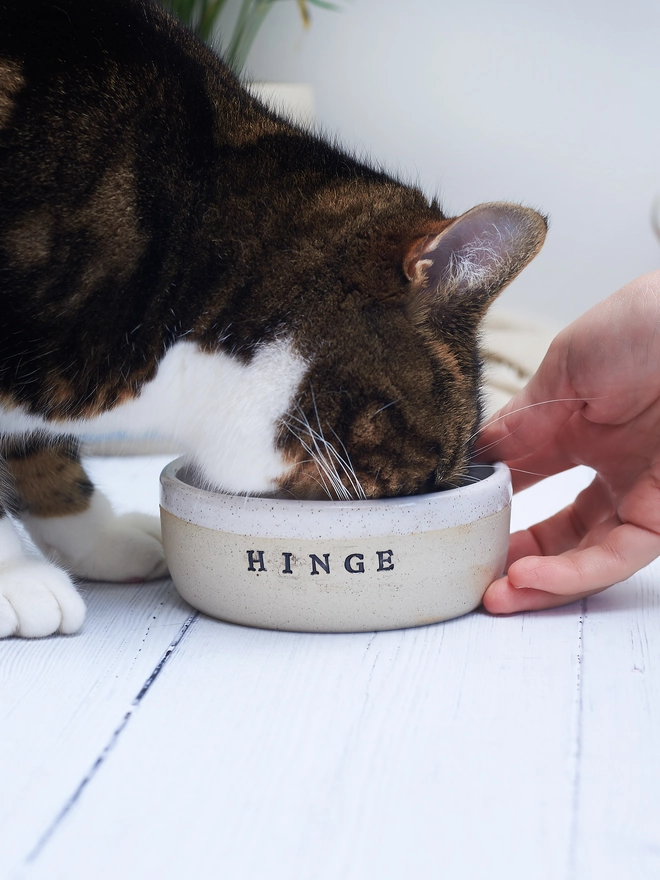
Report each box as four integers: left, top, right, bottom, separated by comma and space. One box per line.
274, 201, 546, 499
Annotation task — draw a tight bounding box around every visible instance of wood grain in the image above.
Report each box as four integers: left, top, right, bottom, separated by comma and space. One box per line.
0, 579, 194, 870
572, 567, 660, 879
3, 459, 659, 880
0, 457, 193, 869
22, 608, 583, 879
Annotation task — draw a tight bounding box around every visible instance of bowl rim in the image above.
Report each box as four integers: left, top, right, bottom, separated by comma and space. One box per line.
160, 457, 512, 539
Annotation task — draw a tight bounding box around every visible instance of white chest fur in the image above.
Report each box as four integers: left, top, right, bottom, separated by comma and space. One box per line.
0, 339, 309, 494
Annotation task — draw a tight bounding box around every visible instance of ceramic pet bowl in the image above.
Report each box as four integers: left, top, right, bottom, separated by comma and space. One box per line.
159, 458, 512, 633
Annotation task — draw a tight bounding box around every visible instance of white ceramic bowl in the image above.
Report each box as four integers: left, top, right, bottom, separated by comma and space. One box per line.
159, 458, 512, 633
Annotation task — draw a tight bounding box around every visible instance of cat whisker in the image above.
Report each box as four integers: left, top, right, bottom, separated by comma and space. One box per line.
455, 475, 481, 486
290, 401, 360, 500
318, 440, 360, 499
284, 424, 333, 499
296, 435, 340, 499
327, 424, 366, 500
506, 466, 555, 478
291, 397, 364, 500
288, 403, 371, 501
300, 446, 337, 499
468, 395, 608, 446
286, 420, 347, 500
466, 461, 557, 480
471, 432, 518, 458
297, 470, 335, 499
372, 398, 402, 417
298, 410, 349, 500
368, 467, 382, 498
307, 388, 340, 487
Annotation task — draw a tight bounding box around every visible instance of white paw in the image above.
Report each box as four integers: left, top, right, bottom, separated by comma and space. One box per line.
0, 560, 86, 638
68, 513, 168, 582
24, 493, 168, 584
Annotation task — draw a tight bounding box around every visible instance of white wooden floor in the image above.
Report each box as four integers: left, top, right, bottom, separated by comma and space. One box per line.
2, 456, 659, 880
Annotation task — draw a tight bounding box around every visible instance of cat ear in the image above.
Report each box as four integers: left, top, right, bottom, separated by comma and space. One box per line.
404, 202, 547, 319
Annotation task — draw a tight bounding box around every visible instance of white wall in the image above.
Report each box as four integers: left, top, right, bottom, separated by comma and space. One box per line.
234, 0, 660, 328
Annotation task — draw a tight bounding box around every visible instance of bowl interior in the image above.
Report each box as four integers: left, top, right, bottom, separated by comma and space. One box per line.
177, 461, 495, 495
160, 458, 511, 540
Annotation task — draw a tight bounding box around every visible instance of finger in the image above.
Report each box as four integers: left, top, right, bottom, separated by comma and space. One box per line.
507, 520, 660, 595
474, 350, 582, 464
477, 428, 581, 489
575, 514, 622, 551
507, 477, 613, 561
482, 576, 603, 614
501, 414, 606, 491
505, 529, 544, 569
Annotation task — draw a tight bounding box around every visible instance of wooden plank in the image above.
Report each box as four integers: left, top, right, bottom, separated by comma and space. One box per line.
1, 456, 195, 872
571, 562, 660, 879
23, 605, 582, 879
502, 465, 660, 877
1, 580, 194, 871
14, 460, 659, 878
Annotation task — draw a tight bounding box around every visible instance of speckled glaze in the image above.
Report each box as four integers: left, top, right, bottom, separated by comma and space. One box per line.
159, 459, 512, 632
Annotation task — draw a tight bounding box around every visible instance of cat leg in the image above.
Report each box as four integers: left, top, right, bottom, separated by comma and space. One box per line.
0, 514, 86, 637
0, 455, 86, 637
5, 436, 168, 583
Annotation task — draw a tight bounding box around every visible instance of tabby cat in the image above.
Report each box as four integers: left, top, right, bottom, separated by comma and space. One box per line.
0, 0, 546, 638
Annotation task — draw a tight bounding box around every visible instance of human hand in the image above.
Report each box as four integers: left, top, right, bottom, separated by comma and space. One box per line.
476, 270, 660, 613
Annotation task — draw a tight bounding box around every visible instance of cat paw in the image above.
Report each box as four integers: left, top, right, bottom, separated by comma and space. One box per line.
0, 560, 86, 638
25, 494, 168, 584
71, 513, 168, 582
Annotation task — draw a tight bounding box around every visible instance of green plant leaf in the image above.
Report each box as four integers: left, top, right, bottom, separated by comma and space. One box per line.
157, 0, 343, 74
225, 0, 276, 73
198, 0, 231, 41
296, 0, 311, 28
306, 0, 342, 10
